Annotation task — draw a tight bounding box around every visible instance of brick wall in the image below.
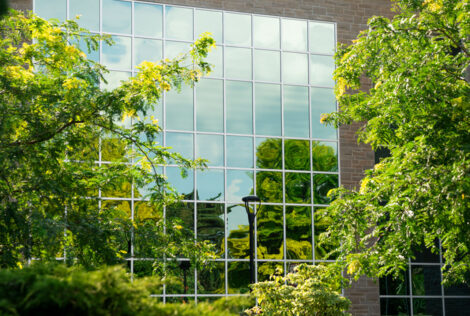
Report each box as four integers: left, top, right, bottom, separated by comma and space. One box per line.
9, 0, 395, 314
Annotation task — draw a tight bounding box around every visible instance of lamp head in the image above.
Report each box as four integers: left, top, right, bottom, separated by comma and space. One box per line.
242, 195, 261, 203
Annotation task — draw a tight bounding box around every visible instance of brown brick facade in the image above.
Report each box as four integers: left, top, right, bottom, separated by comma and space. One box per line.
9, 0, 395, 314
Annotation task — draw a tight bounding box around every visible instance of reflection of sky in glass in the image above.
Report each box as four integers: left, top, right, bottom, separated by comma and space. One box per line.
165, 85, 193, 131
254, 16, 280, 49
166, 132, 193, 160
310, 55, 335, 87
282, 52, 308, 84
166, 6, 193, 41
36, 0, 66, 21
135, 3, 162, 38
196, 134, 224, 166
227, 170, 254, 203
197, 169, 224, 201
311, 88, 337, 140
102, 0, 131, 34
166, 166, 194, 198
224, 13, 251, 46
102, 36, 131, 70
227, 205, 249, 239
225, 47, 252, 80
134, 38, 162, 67
282, 19, 307, 51
226, 136, 253, 168
309, 22, 335, 55
195, 10, 222, 43
226, 81, 252, 134
165, 41, 191, 60
75, 38, 99, 62
206, 46, 223, 78
69, 0, 99, 31
196, 79, 223, 132
255, 84, 281, 136
254, 50, 280, 82
102, 71, 130, 90
284, 86, 309, 138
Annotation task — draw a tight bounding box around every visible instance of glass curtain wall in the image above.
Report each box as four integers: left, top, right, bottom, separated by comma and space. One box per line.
34, 0, 339, 302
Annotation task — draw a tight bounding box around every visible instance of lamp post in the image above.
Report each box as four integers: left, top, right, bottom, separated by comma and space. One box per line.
179, 260, 191, 302
242, 195, 261, 285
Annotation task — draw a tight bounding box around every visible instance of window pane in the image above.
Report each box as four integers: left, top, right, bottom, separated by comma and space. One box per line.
166, 167, 194, 200
224, 13, 251, 46
195, 9, 222, 43
197, 169, 224, 201
227, 205, 249, 259
102, 36, 131, 70
445, 299, 470, 315
197, 203, 225, 257
286, 206, 312, 260
258, 262, 283, 282
379, 270, 410, 295
165, 85, 193, 131
412, 266, 442, 295
75, 38, 99, 62
226, 136, 253, 168
167, 202, 194, 231
314, 208, 339, 260
256, 171, 282, 203
380, 298, 411, 316
166, 263, 195, 294
165, 6, 193, 41
198, 262, 225, 293
254, 50, 280, 82
254, 16, 280, 49
227, 170, 254, 203
69, 0, 99, 31
255, 84, 281, 136
102, 71, 130, 90
134, 38, 162, 67
225, 47, 252, 80
226, 81, 252, 135
257, 205, 283, 259
196, 79, 223, 132
311, 87, 337, 140
284, 86, 309, 138
312, 141, 338, 172
166, 132, 193, 160
285, 172, 311, 204
282, 52, 308, 84
310, 55, 335, 87
413, 299, 443, 316
135, 3, 162, 38
282, 19, 307, 51
228, 261, 250, 293
165, 41, 191, 60
196, 134, 224, 166
206, 46, 223, 78
36, 0, 65, 21
284, 139, 310, 171
102, 0, 131, 34
256, 138, 282, 170
309, 22, 335, 55
313, 174, 338, 204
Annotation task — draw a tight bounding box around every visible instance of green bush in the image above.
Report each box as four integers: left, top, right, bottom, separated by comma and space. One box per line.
0, 264, 250, 316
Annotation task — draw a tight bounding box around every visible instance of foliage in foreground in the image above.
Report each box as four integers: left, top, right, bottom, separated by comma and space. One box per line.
247, 264, 350, 316
321, 0, 470, 284
0, 10, 216, 270
0, 263, 252, 316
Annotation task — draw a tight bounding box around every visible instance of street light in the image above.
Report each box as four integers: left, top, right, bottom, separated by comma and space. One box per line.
242, 195, 261, 285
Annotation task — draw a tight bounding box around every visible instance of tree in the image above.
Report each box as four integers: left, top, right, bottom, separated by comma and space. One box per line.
0, 10, 217, 270
321, 0, 470, 284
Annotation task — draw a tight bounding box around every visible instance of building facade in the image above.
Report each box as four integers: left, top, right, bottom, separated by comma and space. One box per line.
11, 0, 470, 315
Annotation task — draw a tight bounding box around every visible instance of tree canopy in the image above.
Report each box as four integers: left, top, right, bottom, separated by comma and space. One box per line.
0, 10, 216, 270
321, 0, 470, 284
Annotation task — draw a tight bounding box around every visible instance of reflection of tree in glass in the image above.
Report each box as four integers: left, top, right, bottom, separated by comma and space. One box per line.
286, 206, 312, 260
312, 141, 337, 172
197, 203, 224, 256
257, 171, 282, 203
258, 261, 283, 282
285, 139, 309, 170
226, 205, 250, 259
228, 261, 250, 294
313, 174, 338, 204
198, 263, 225, 294
256, 138, 282, 169
285, 172, 311, 203
314, 208, 339, 260
257, 205, 283, 259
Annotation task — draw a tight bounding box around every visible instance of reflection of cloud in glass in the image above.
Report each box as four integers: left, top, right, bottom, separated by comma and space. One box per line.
311, 87, 337, 140
255, 83, 281, 136
226, 136, 253, 168
134, 38, 162, 67
166, 6, 193, 41
227, 170, 253, 202
69, 0, 99, 31
36, 0, 66, 21
226, 81, 252, 134
165, 41, 191, 60
166, 85, 193, 131
282, 19, 307, 51
197, 169, 224, 201
196, 134, 223, 166
254, 16, 280, 49
102, 71, 130, 90
224, 13, 251, 46
225, 47, 252, 80
227, 205, 248, 235
196, 79, 223, 132
282, 52, 308, 84
310, 55, 335, 87
309, 22, 335, 55
254, 50, 280, 82
284, 86, 309, 138
166, 132, 193, 160
195, 10, 222, 43
102, 0, 131, 34
134, 3, 162, 38
102, 36, 131, 70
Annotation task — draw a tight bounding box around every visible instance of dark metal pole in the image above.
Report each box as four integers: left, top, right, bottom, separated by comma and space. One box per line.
242, 195, 261, 285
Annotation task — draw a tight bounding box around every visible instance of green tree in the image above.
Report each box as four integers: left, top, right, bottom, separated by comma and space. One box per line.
0, 10, 216, 270
321, 0, 470, 284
